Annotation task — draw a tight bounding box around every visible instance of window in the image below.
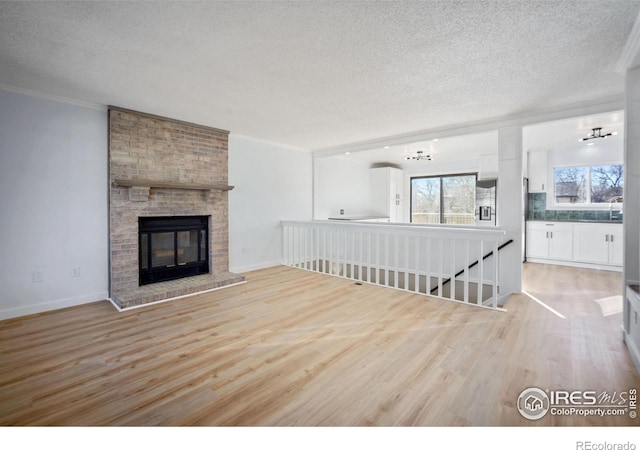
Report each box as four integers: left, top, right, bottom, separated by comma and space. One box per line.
411, 174, 476, 224
553, 164, 623, 204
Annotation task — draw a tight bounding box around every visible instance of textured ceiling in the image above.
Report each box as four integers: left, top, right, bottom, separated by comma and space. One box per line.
0, 1, 638, 150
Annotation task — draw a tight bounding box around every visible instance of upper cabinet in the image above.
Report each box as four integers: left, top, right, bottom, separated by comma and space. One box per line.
370, 167, 404, 222
527, 150, 547, 192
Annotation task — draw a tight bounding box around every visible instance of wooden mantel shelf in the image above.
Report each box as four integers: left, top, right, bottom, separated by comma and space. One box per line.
113, 178, 234, 191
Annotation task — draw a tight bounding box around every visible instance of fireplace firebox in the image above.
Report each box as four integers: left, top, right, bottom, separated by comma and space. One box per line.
139, 216, 209, 285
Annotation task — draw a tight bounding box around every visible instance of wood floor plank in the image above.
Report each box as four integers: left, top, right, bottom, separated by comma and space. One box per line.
0, 263, 638, 426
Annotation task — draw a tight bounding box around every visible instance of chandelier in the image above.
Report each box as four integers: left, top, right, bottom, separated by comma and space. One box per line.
405, 150, 432, 161
579, 127, 616, 142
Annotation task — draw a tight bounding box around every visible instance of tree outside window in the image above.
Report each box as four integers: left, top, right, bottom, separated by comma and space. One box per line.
553, 164, 623, 204
553, 167, 587, 204
590, 165, 623, 203
411, 174, 476, 224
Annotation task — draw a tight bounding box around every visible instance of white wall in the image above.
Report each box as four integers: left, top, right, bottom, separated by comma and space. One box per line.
623, 64, 640, 374
228, 134, 312, 273
313, 156, 372, 219
548, 144, 623, 167
497, 126, 524, 296
625, 67, 640, 286
0, 89, 108, 320
313, 151, 499, 224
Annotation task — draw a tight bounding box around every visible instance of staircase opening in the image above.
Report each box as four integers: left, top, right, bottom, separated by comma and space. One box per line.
431, 238, 514, 297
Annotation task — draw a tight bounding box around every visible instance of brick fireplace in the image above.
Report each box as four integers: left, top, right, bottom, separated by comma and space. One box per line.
109, 107, 244, 309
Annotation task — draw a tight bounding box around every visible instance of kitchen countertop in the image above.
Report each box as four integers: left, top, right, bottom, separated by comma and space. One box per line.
527, 219, 622, 224
328, 215, 389, 221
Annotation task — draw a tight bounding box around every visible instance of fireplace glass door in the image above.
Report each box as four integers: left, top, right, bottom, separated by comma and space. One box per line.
139, 216, 209, 285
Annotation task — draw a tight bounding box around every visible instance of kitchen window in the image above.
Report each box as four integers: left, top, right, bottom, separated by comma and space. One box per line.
410, 173, 476, 224
553, 164, 623, 205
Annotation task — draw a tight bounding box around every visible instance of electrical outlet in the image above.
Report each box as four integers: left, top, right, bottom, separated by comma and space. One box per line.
32, 270, 43, 283
72, 267, 80, 277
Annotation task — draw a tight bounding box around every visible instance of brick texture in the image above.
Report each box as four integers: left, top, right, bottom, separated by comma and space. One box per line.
109, 108, 243, 309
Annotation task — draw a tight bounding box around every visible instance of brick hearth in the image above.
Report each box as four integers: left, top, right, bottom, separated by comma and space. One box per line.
108, 107, 244, 309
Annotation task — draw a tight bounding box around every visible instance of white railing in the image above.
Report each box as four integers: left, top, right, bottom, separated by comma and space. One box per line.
281, 220, 507, 310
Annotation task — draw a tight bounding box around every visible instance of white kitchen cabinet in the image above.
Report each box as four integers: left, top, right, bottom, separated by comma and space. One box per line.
609, 227, 624, 266
527, 222, 573, 260
573, 228, 609, 264
527, 150, 547, 193
527, 221, 623, 269
573, 223, 623, 267
526, 225, 550, 259
549, 227, 574, 260
370, 167, 404, 222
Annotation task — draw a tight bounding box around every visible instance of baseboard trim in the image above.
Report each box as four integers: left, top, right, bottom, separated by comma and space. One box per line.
0, 291, 109, 321
525, 258, 622, 272
496, 292, 512, 308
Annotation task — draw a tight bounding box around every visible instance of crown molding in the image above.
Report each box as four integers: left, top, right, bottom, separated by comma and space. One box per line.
0, 83, 106, 111
312, 95, 624, 158
616, 11, 640, 73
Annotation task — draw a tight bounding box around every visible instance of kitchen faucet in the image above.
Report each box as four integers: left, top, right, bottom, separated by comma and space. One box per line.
609, 196, 623, 221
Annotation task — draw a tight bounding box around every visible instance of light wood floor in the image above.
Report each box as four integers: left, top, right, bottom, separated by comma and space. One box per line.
0, 263, 638, 426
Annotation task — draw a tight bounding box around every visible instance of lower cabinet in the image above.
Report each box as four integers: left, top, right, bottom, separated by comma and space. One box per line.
609, 227, 624, 266
526, 222, 573, 261
572, 223, 621, 265
526, 221, 623, 269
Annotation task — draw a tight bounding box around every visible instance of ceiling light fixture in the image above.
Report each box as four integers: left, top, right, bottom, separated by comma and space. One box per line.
579, 127, 615, 142
405, 150, 432, 161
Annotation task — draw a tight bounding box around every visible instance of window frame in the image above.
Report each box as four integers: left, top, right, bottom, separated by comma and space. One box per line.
551, 163, 624, 208
409, 172, 478, 224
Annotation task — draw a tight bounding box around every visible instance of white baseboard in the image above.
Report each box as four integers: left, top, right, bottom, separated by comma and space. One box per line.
623, 331, 640, 375
497, 292, 512, 307
0, 291, 109, 321
526, 258, 622, 272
